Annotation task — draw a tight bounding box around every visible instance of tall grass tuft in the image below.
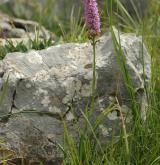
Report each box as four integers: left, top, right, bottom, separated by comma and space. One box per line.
62, 0, 160, 164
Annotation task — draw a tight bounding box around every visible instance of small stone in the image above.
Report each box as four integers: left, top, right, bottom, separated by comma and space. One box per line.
10, 28, 25, 38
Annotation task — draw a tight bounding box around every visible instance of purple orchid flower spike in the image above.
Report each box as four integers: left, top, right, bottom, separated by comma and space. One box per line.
83, 0, 101, 37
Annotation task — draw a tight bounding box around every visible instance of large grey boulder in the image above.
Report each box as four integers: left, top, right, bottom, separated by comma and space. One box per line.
0, 31, 151, 164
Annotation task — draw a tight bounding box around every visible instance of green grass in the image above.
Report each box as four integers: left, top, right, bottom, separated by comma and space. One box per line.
0, 0, 160, 164
0, 37, 53, 60
61, 0, 160, 165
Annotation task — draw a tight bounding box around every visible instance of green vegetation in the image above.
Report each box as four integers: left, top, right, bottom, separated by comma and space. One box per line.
62, 0, 160, 164
0, 37, 53, 60
0, 0, 159, 164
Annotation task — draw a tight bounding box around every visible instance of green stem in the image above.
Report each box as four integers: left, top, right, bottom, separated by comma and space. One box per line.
91, 37, 97, 111
116, 97, 130, 165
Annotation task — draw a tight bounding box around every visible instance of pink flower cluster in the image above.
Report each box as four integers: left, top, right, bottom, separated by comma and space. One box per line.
84, 0, 101, 37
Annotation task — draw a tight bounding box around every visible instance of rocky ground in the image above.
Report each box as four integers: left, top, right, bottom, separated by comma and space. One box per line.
0, 22, 151, 164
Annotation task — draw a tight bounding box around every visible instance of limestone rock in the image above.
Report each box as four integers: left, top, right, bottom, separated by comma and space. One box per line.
0, 12, 55, 46
0, 31, 151, 163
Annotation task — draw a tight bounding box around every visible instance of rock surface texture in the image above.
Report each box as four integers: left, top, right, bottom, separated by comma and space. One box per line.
0, 31, 151, 164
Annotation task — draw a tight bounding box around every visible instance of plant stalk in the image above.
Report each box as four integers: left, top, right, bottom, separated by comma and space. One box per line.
91, 36, 96, 111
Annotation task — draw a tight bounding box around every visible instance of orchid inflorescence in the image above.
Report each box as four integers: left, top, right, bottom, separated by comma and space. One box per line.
84, 0, 101, 38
